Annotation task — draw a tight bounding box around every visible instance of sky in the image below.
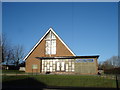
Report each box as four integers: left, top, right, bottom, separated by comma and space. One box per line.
2, 2, 118, 62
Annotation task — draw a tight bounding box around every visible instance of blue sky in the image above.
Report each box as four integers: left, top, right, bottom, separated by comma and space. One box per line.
2, 2, 118, 62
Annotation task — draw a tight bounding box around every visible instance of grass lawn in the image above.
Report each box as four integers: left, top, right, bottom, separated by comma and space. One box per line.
2, 70, 25, 74
2, 75, 120, 88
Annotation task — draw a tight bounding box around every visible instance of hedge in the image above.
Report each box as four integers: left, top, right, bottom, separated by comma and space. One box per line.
104, 67, 120, 74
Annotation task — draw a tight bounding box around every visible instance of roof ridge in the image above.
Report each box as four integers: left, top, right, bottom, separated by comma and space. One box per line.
23, 27, 75, 61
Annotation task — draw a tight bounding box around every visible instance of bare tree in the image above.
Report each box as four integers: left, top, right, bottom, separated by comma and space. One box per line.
12, 45, 25, 66
102, 56, 120, 70
1, 34, 13, 64
98, 61, 104, 70
102, 60, 114, 69
1, 34, 25, 67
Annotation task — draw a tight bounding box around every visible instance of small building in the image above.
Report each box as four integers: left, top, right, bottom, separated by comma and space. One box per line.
24, 28, 99, 75
19, 62, 25, 71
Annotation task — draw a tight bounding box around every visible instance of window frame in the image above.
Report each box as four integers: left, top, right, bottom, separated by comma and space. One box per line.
45, 31, 56, 55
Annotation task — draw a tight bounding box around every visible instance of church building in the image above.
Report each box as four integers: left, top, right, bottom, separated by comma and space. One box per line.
24, 28, 99, 74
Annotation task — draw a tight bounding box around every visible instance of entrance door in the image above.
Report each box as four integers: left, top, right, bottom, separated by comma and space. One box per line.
56, 62, 65, 72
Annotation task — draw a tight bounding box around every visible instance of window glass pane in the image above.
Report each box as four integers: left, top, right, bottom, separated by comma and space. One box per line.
46, 40, 51, 54
61, 62, 65, 71
50, 67, 52, 72
51, 33, 56, 39
56, 62, 60, 71
66, 64, 68, 70
53, 64, 55, 70
44, 61, 47, 66
69, 62, 71, 66
52, 40, 56, 46
51, 47, 56, 54
47, 64, 49, 71
72, 62, 74, 68
72, 62, 74, 72
50, 62, 52, 66
53, 60, 55, 65
45, 31, 56, 55
32, 64, 38, 69
42, 64, 44, 71
44, 67, 46, 72
51, 40, 56, 54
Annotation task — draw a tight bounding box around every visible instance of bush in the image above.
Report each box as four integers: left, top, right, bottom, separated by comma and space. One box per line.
104, 67, 120, 74
8, 66, 20, 70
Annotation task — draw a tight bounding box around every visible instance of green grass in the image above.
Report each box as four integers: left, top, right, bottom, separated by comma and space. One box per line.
2, 70, 25, 74
2, 75, 120, 88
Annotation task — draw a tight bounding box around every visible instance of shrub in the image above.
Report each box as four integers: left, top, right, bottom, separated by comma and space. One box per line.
104, 67, 120, 74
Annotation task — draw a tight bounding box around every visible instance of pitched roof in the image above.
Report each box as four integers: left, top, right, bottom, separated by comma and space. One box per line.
23, 27, 75, 61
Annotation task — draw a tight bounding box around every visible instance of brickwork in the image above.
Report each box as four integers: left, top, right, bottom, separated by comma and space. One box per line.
25, 32, 74, 73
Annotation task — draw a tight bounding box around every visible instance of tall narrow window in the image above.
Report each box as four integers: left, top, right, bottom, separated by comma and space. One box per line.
45, 31, 56, 55
51, 40, 56, 54
46, 40, 51, 54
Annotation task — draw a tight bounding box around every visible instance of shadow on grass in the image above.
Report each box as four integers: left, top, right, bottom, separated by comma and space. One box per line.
2, 77, 47, 90
2, 77, 118, 90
